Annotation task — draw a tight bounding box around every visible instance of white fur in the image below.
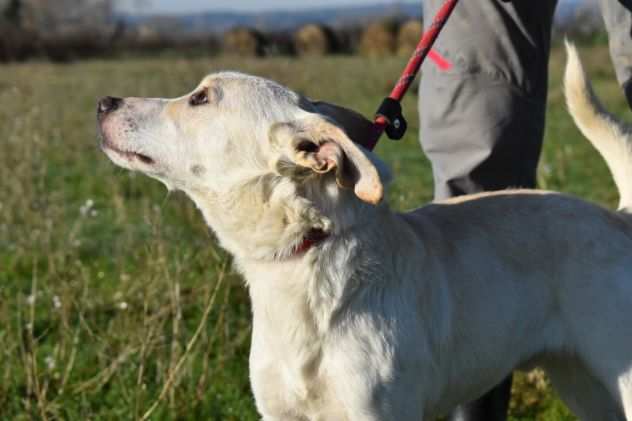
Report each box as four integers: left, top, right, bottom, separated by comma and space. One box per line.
98, 48, 632, 420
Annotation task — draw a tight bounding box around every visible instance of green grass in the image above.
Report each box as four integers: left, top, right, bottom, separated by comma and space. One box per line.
1, 41, 630, 420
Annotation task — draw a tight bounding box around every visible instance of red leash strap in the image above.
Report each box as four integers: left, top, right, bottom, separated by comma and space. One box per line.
362, 0, 460, 151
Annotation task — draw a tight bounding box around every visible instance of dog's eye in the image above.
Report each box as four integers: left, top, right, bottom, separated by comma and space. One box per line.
189, 89, 209, 106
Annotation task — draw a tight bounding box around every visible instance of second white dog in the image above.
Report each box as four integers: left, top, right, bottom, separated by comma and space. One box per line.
97, 43, 632, 420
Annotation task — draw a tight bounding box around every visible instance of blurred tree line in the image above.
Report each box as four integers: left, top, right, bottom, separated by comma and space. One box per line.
0, 0, 608, 63
0, 0, 120, 61
7, 0, 113, 31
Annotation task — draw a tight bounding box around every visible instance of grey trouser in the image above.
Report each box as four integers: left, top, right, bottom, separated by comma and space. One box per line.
419, 0, 632, 200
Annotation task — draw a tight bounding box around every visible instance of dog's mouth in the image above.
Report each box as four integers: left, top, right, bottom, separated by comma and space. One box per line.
101, 139, 155, 165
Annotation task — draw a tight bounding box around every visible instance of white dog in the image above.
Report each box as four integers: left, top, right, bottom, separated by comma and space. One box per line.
97, 42, 632, 420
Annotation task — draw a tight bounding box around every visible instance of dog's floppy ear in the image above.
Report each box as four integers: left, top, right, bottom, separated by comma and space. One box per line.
270, 115, 383, 204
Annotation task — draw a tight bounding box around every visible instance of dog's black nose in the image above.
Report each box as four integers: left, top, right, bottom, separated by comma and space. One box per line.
97, 96, 123, 114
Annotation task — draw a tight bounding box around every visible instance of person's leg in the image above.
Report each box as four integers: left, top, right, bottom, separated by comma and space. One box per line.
420, 74, 546, 199
419, 0, 556, 199
418, 1, 557, 420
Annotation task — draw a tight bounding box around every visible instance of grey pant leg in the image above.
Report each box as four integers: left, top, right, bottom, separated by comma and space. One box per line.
420, 73, 546, 199
419, 0, 557, 200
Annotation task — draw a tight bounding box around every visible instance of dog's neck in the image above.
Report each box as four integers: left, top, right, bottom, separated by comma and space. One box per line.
187, 173, 381, 258
187, 177, 391, 311
240, 196, 395, 326
242, 215, 386, 331
185, 172, 405, 332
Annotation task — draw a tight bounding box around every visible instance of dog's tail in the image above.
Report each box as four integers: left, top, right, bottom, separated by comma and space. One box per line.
564, 41, 632, 210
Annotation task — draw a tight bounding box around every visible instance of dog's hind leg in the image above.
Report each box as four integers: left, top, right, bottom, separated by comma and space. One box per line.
542, 355, 626, 421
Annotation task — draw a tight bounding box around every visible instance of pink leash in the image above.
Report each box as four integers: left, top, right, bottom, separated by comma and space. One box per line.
361, 0, 460, 151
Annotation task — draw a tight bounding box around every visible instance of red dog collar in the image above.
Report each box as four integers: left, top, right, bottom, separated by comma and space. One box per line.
293, 228, 329, 256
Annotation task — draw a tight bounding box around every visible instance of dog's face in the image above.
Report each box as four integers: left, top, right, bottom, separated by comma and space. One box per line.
98, 73, 284, 192
97, 72, 387, 260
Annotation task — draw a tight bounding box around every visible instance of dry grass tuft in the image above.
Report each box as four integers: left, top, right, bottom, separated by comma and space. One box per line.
510, 369, 560, 418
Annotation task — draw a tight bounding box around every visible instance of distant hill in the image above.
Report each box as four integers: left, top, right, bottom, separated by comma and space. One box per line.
118, 3, 422, 34
116, 0, 592, 36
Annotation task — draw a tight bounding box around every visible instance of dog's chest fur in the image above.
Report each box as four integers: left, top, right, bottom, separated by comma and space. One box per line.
244, 257, 349, 419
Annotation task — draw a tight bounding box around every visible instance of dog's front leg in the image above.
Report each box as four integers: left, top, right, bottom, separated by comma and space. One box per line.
324, 324, 427, 421
326, 363, 425, 421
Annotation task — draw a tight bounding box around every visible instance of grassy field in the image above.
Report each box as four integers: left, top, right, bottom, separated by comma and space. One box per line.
1, 41, 630, 420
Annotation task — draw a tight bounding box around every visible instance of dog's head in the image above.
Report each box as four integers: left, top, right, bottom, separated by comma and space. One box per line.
97, 72, 390, 261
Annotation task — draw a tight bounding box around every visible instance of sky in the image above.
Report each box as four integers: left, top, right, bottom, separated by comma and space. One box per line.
116, 0, 413, 14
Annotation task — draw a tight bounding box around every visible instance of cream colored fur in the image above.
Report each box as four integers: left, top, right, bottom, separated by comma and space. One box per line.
97, 45, 632, 420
